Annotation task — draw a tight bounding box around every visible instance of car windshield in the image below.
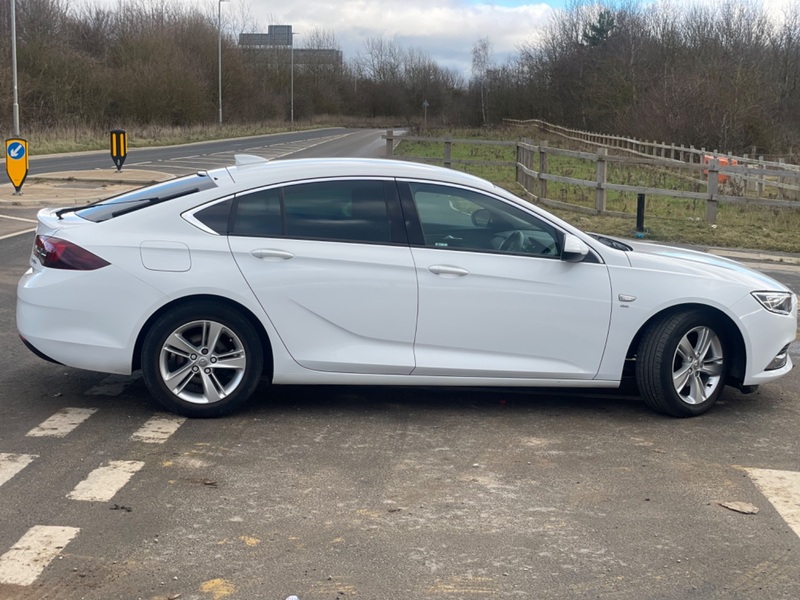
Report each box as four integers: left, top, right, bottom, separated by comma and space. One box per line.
67, 173, 217, 223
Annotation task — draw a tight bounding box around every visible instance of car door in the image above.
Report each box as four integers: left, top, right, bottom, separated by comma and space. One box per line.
227, 178, 418, 375
400, 181, 613, 379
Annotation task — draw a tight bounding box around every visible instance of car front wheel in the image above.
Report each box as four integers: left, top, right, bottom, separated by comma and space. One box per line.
141, 302, 264, 418
636, 310, 728, 417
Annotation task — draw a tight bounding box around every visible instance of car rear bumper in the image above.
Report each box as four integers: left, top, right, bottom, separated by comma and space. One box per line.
16, 266, 163, 375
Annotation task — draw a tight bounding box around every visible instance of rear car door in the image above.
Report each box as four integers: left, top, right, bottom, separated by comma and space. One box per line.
227, 178, 419, 374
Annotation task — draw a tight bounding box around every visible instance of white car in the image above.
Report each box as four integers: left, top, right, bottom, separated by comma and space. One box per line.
17, 156, 797, 418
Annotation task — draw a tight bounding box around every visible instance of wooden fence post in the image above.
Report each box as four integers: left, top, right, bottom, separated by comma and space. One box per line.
758, 156, 765, 197
524, 140, 534, 193
539, 140, 549, 201
706, 159, 719, 224
778, 158, 786, 200
595, 147, 607, 213
386, 129, 394, 158
743, 155, 753, 193
443, 137, 452, 168
516, 140, 532, 191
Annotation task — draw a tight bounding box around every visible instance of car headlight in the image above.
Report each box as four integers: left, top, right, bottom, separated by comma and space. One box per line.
751, 291, 795, 315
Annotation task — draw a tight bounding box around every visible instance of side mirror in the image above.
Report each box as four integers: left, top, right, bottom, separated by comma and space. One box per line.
471, 208, 492, 228
561, 233, 589, 262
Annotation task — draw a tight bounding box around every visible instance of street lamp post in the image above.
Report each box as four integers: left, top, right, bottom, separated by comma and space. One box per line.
10, 0, 20, 136
218, 0, 229, 124
290, 32, 298, 127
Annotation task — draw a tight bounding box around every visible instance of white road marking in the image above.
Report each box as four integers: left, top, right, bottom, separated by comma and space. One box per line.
0, 227, 35, 241
0, 454, 37, 487
67, 460, 144, 502
26, 407, 98, 438
744, 468, 800, 538
0, 214, 37, 223
0, 526, 80, 586
131, 414, 187, 443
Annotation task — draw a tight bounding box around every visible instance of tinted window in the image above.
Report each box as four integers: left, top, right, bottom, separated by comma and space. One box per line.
194, 199, 232, 234
231, 189, 282, 237
283, 180, 390, 243
75, 173, 217, 223
409, 182, 561, 257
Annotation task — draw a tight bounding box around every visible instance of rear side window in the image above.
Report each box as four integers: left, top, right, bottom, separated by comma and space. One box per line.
75, 173, 217, 223
231, 188, 282, 236
229, 180, 392, 244
284, 180, 390, 243
194, 199, 233, 234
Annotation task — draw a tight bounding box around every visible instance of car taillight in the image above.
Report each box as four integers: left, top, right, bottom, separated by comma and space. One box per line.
33, 235, 110, 270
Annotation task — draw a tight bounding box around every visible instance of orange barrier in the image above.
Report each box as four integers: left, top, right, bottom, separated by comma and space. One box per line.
703, 155, 737, 183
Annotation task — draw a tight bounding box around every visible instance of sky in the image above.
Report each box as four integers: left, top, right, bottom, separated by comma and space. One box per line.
226, 0, 558, 75
80, 0, 798, 77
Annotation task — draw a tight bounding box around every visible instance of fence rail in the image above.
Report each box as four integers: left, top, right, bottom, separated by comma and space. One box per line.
504, 118, 800, 171
384, 130, 800, 224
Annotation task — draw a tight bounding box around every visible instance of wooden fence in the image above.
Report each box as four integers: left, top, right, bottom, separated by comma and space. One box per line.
384, 129, 800, 224
505, 118, 800, 169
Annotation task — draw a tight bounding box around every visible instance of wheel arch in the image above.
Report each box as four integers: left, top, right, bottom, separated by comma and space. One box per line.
132, 294, 274, 380
626, 303, 747, 385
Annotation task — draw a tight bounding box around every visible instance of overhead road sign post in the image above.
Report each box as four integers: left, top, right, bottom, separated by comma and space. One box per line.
110, 129, 127, 172
5, 138, 29, 195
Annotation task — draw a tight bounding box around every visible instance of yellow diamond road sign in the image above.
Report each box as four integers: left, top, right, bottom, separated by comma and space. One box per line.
5, 138, 29, 193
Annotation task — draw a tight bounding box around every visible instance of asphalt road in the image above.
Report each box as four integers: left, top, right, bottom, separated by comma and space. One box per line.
23, 128, 381, 176
1, 132, 800, 600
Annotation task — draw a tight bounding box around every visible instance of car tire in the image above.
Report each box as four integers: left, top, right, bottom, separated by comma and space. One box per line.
636, 310, 728, 417
141, 302, 264, 418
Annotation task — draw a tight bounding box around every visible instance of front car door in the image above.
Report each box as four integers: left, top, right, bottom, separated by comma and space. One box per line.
400, 181, 613, 380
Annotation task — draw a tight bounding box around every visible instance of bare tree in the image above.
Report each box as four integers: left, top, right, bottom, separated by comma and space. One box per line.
471, 36, 492, 125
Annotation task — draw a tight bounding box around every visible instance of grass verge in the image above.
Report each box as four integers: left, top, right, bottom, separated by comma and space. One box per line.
396, 129, 800, 253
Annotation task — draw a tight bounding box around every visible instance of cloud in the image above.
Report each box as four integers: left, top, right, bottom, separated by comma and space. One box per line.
71, 0, 555, 74
241, 0, 556, 74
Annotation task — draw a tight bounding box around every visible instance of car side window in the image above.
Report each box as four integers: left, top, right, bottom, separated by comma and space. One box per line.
194, 198, 233, 234
283, 180, 391, 243
231, 188, 283, 237
409, 182, 561, 257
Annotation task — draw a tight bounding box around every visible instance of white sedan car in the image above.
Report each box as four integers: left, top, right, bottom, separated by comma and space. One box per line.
17, 156, 797, 418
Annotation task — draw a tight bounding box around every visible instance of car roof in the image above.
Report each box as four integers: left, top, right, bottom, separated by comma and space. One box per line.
219, 156, 500, 194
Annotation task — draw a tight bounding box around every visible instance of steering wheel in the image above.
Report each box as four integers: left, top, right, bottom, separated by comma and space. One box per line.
499, 230, 525, 252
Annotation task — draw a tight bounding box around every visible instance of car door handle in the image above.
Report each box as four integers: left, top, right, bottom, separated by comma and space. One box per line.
428, 265, 469, 277
251, 249, 295, 261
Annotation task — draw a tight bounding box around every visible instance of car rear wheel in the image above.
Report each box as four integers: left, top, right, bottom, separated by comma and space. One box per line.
636, 310, 728, 417
141, 302, 263, 418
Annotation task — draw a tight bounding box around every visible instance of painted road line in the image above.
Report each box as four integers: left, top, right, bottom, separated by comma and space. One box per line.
0, 214, 37, 223
0, 526, 80, 586
0, 454, 37, 487
131, 414, 187, 443
0, 228, 35, 241
744, 468, 800, 538
26, 407, 98, 438
67, 460, 144, 502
